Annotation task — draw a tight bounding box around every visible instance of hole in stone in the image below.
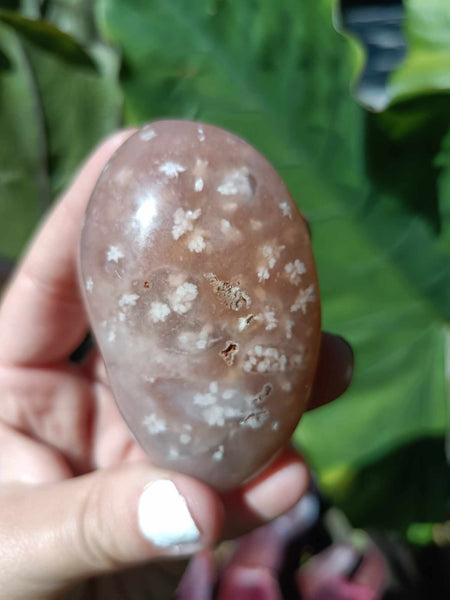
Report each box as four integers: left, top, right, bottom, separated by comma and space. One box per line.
220, 341, 239, 366
252, 383, 273, 406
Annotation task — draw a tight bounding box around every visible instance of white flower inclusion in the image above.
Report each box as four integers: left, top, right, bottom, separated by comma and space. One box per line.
106, 245, 124, 262
171, 282, 198, 314
217, 169, 253, 197
150, 302, 171, 323
194, 178, 204, 192
119, 293, 139, 308
159, 162, 186, 178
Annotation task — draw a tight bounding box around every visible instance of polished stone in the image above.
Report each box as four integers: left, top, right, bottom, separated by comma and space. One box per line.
80, 121, 321, 490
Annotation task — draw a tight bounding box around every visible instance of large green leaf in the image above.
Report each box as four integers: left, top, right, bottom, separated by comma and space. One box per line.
98, 0, 450, 530
437, 124, 450, 254
388, 0, 450, 104
0, 6, 121, 259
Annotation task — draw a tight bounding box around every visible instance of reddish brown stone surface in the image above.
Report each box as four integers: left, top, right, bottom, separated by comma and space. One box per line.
80, 121, 321, 490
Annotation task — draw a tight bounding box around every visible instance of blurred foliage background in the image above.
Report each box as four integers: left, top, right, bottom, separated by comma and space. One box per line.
0, 0, 449, 542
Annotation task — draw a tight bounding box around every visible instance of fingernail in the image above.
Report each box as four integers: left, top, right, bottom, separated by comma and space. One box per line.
138, 480, 201, 552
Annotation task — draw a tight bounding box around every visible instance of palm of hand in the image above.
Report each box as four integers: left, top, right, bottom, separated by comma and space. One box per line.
0, 349, 146, 482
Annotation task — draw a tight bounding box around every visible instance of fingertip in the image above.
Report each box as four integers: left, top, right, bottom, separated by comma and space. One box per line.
222, 449, 310, 538
244, 451, 310, 522
168, 473, 225, 551
125, 466, 224, 559
90, 128, 138, 166
307, 333, 354, 411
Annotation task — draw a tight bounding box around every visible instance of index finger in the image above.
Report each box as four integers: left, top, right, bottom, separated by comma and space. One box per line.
0, 130, 136, 367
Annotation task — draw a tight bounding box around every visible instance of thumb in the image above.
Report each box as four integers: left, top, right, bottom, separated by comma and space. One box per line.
0, 461, 223, 599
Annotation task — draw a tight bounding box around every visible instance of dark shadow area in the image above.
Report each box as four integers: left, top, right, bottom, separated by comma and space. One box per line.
278, 490, 333, 600
342, 0, 402, 6
366, 94, 450, 232
334, 436, 449, 531
0, 1, 20, 9
413, 544, 450, 598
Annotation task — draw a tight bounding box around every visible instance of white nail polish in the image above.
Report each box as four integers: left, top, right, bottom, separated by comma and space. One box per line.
138, 480, 201, 549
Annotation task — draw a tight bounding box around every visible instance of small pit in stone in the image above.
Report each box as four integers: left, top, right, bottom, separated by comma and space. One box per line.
241, 408, 270, 429
239, 313, 256, 331
248, 173, 257, 195
220, 341, 239, 366
143, 281, 150, 289
252, 383, 273, 406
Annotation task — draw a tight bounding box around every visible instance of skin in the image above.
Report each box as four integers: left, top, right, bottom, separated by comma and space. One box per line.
0, 130, 353, 600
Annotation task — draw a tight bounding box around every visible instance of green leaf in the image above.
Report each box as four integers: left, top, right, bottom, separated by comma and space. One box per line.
26, 41, 122, 198
0, 43, 10, 68
0, 9, 96, 68
0, 26, 43, 258
437, 124, 450, 252
0, 11, 121, 259
98, 0, 450, 530
42, 0, 102, 46
388, 0, 450, 103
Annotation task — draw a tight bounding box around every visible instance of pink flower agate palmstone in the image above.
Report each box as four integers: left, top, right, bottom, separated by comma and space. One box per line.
80, 121, 321, 490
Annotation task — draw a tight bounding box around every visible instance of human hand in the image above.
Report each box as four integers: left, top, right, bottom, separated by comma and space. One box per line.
0, 130, 353, 600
